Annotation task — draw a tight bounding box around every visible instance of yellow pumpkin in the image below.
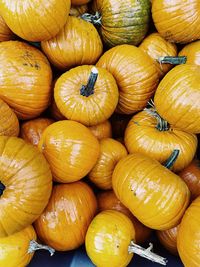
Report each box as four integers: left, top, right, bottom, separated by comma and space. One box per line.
179, 40, 200, 66
0, 14, 14, 42
88, 120, 112, 140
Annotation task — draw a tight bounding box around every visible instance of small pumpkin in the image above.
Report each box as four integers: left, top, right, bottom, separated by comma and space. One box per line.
69, 4, 88, 16
88, 138, 127, 190
178, 40, 200, 66
0, 98, 19, 137
154, 64, 200, 134
20, 117, 54, 146
49, 97, 66, 121
0, 14, 14, 42
54, 66, 119, 126
97, 45, 159, 114
34, 181, 97, 251
38, 120, 100, 183
0, 136, 52, 237
71, 0, 90, 5
41, 16, 103, 70
0, 0, 70, 41
88, 120, 112, 140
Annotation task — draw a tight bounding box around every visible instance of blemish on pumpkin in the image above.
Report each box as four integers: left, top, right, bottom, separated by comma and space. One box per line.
133, 121, 140, 126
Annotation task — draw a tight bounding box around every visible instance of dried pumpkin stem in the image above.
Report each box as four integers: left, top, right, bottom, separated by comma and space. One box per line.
28, 240, 55, 256
80, 67, 98, 97
164, 149, 180, 169
128, 241, 167, 265
144, 108, 169, 131
0, 181, 5, 196
157, 56, 187, 65
81, 12, 102, 26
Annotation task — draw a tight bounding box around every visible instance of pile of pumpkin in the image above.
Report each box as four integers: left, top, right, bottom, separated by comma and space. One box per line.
0, 0, 200, 266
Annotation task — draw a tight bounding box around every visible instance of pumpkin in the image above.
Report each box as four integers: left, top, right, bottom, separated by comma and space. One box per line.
0, 225, 54, 267
54, 66, 119, 126
38, 120, 100, 183
0, 41, 52, 120
34, 181, 97, 251
154, 64, 200, 134
85, 210, 167, 267
179, 40, 200, 66
69, 4, 88, 16
71, 0, 90, 5
88, 120, 112, 140
0, 136, 52, 237
0, 0, 70, 42
0, 98, 19, 137
152, 0, 200, 44
0, 14, 14, 42
97, 45, 159, 114
81, 0, 151, 48
179, 159, 200, 200
20, 117, 54, 147
124, 109, 197, 172
97, 190, 152, 244
88, 138, 127, 190
177, 196, 200, 267
49, 97, 66, 121
41, 16, 103, 71
112, 153, 190, 230
110, 113, 131, 139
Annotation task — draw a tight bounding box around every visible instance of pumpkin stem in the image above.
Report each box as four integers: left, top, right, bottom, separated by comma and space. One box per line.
0, 181, 5, 197
164, 149, 180, 169
157, 56, 187, 65
80, 67, 98, 97
128, 241, 167, 265
81, 12, 102, 26
28, 240, 55, 256
144, 108, 169, 131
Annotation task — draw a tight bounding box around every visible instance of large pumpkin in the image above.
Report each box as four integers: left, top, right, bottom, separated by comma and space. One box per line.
0, 14, 14, 42
34, 182, 97, 251
178, 40, 200, 66
0, 41, 52, 120
154, 64, 200, 134
88, 120, 112, 140
0, 0, 70, 41
0, 136, 52, 237
97, 45, 159, 114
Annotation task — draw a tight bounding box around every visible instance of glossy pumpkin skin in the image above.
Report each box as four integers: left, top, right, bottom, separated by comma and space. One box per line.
152, 0, 200, 44
0, 98, 19, 137
85, 210, 135, 267
124, 110, 197, 172
88, 138, 127, 190
71, 0, 90, 5
54, 65, 119, 126
41, 16, 103, 70
34, 182, 97, 251
97, 191, 151, 244
0, 136, 52, 237
0, 0, 70, 42
0, 41, 52, 120
177, 196, 200, 267
91, 0, 151, 47
69, 4, 88, 16
38, 120, 100, 183
179, 40, 200, 66
88, 120, 112, 140
154, 64, 200, 134
179, 159, 200, 200
112, 154, 190, 230
97, 45, 159, 114
20, 117, 54, 146
0, 14, 14, 42
139, 32, 177, 78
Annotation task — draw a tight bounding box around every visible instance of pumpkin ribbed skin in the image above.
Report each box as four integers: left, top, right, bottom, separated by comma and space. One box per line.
124, 110, 197, 172
54, 65, 119, 126
69, 4, 88, 16
0, 136, 52, 237
0, 98, 19, 137
71, 0, 90, 5
97, 45, 159, 114
112, 154, 190, 230
179, 40, 200, 66
0, 0, 70, 42
177, 197, 200, 267
34, 182, 97, 251
49, 98, 66, 121
0, 41, 52, 120
88, 120, 112, 140
152, 0, 200, 44
38, 120, 100, 183
154, 64, 200, 134
89, 138, 127, 190
41, 16, 103, 70
0, 14, 14, 42
139, 32, 177, 78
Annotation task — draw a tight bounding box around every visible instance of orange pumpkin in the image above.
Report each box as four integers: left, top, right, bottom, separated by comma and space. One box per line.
69, 4, 88, 16
0, 0, 70, 41
179, 40, 200, 66
34, 181, 97, 251
97, 45, 159, 114
0, 136, 52, 237
177, 196, 200, 267
49, 98, 66, 121
124, 109, 197, 172
152, 0, 200, 44
41, 16, 103, 70
88, 120, 112, 140
112, 153, 190, 230
0, 98, 19, 137
0, 14, 14, 42
0, 41, 52, 120
71, 0, 90, 5
20, 117, 54, 146
97, 190, 152, 244
54, 66, 119, 126
88, 138, 127, 190
38, 120, 100, 183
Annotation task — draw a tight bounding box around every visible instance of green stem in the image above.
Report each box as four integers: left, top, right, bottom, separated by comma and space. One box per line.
81, 12, 102, 26
144, 108, 169, 131
28, 240, 55, 256
0, 181, 5, 197
157, 56, 187, 65
80, 67, 98, 97
164, 150, 180, 169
